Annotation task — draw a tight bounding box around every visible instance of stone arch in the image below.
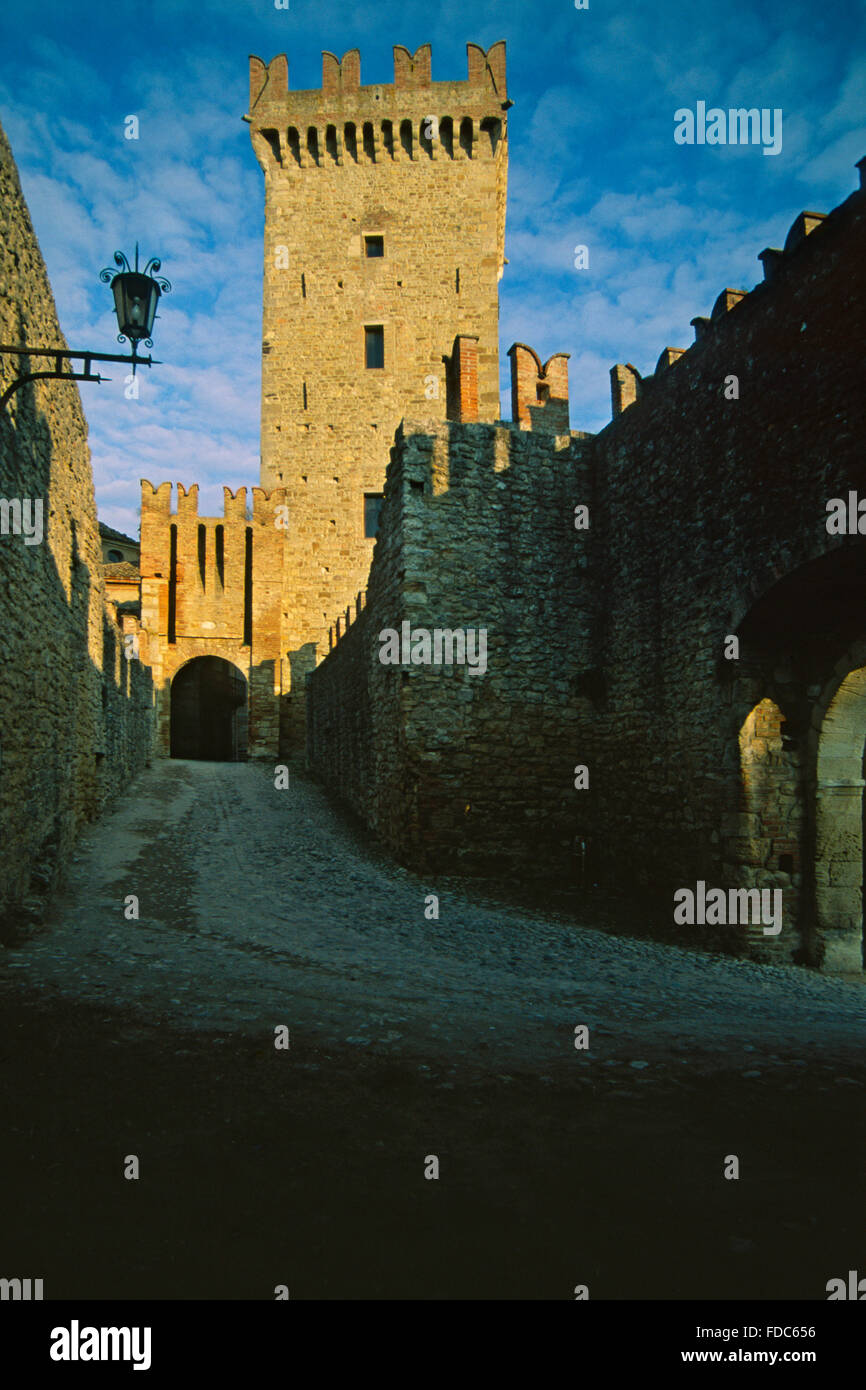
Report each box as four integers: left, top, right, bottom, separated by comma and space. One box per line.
727, 697, 801, 953
814, 663, 866, 970
728, 535, 853, 639
731, 550, 866, 968
170, 656, 248, 761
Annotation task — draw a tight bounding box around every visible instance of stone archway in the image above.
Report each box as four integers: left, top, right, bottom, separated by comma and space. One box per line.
728, 698, 802, 954
815, 665, 866, 971
732, 547, 866, 967
170, 657, 248, 761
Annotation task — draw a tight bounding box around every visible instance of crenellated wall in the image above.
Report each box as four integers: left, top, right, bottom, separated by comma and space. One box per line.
307, 416, 593, 873
581, 162, 866, 967
307, 161, 866, 969
508, 343, 570, 433
139, 480, 287, 758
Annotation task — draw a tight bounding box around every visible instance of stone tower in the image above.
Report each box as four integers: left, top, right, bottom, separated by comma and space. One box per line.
246, 42, 509, 726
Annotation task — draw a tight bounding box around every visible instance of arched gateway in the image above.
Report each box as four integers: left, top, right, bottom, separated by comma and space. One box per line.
170, 657, 248, 761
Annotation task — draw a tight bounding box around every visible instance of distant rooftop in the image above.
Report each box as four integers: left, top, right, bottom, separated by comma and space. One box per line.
103, 561, 140, 581
99, 521, 139, 546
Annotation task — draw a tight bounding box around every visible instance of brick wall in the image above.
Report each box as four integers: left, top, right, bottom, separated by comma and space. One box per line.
0, 119, 153, 935
139, 481, 286, 758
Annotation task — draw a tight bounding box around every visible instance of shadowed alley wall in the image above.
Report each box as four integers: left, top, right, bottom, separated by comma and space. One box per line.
0, 119, 153, 934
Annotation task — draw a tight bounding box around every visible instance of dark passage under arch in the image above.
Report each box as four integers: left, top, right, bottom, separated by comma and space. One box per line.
170, 657, 248, 761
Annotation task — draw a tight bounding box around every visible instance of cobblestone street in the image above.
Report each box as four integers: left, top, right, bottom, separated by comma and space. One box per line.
1, 760, 864, 1299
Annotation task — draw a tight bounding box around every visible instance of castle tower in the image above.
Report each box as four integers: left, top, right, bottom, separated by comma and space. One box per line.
246, 42, 509, 715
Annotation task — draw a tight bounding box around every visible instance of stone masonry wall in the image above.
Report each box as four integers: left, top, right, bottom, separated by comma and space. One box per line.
307, 418, 593, 874
0, 119, 153, 934
308, 164, 866, 969
581, 170, 866, 966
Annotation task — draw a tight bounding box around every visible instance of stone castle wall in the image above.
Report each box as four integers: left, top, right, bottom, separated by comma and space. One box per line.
582, 170, 866, 966
0, 119, 153, 934
307, 164, 866, 968
307, 417, 593, 873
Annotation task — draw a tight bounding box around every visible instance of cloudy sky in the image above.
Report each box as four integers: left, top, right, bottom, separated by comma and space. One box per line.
0, 0, 863, 536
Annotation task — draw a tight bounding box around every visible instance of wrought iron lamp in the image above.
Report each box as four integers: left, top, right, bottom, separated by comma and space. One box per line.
0, 243, 171, 410
99, 244, 171, 367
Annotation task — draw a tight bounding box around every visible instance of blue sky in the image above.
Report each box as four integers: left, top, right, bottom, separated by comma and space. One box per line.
0, 0, 863, 537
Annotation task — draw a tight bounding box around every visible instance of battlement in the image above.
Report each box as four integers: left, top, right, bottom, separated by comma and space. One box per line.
507, 343, 570, 433
248, 43, 507, 171
608, 158, 865, 417
444, 335, 480, 423
139, 481, 285, 523
323, 415, 589, 659
140, 480, 172, 512
249, 41, 506, 109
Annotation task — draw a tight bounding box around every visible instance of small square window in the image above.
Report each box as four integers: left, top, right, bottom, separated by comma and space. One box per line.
364, 494, 384, 537
364, 235, 384, 258
365, 325, 385, 369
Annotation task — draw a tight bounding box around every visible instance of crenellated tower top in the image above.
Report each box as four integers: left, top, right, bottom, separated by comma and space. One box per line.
247, 42, 506, 116
247, 43, 508, 281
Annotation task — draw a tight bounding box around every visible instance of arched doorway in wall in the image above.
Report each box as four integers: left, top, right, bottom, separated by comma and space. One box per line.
731, 697, 802, 953
732, 545, 866, 970
170, 657, 248, 761
815, 664, 866, 971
